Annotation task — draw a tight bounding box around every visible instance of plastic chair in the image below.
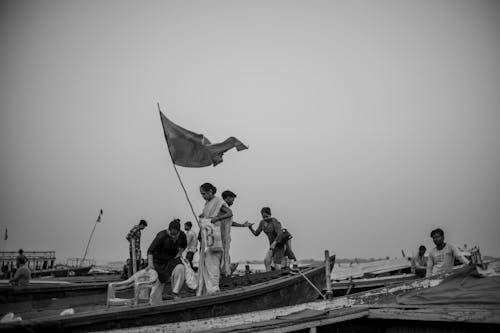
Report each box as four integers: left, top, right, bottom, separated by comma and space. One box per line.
107, 269, 158, 307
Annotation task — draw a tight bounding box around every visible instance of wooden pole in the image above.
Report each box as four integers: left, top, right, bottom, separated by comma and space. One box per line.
157, 103, 205, 295
324, 250, 333, 300
80, 210, 102, 267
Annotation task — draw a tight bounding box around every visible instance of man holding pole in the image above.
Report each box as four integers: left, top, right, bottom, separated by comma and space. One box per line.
126, 219, 148, 277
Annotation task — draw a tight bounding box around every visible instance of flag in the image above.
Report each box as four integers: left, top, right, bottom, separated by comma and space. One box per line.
4, 227, 7, 241
159, 111, 248, 167
96, 209, 103, 223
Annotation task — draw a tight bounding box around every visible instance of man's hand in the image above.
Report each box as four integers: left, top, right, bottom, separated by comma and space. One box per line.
243, 221, 254, 227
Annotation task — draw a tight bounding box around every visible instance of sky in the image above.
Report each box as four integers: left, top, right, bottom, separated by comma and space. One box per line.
1, 0, 499, 264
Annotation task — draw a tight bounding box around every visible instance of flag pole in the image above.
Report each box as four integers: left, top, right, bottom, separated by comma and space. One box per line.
157, 103, 206, 294
80, 209, 103, 267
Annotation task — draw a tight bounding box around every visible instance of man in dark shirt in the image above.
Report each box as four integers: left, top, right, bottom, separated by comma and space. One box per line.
16, 249, 28, 268
248, 207, 286, 271
147, 219, 187, 303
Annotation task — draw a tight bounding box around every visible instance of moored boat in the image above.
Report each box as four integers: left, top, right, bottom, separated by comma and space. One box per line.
0, 255, 335, 332
0, 251, 94, 279
136, 263, 499, 333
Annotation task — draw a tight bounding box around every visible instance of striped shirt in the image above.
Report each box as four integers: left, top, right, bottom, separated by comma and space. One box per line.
126, 225, 142, 258
426, 243, 469, 277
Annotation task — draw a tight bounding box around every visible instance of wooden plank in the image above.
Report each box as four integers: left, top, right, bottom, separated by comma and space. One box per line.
368, 306, 500, 324
201, 307, 368, 333
100, 300, 367, 333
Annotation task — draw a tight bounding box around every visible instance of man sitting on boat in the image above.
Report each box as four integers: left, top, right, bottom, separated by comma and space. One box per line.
426, 228, 470, 277
147, 219, 187, 303
411, 245, 427, 277
248, 207, 287, 271
9, 256, 30, 287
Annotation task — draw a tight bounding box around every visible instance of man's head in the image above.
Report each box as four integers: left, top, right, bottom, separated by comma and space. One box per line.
139, 220, 148, 230
222, 190, 237, 207
430, 228, 444, 247
169, 219, 181, 237
18, 249, 24, 255
418, 245, 426, 256
184, 221, 192, 231
261, 207, 271, 219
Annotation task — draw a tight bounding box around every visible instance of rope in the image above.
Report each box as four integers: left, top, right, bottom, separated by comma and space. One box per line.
291, 269, 326, 300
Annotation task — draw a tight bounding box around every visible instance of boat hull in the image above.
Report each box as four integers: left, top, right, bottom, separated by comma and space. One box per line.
0, 256, 335, 332
30, 265, 93, 278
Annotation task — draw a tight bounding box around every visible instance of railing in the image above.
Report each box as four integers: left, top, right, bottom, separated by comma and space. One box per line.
0, 251, 56, 261
1, 251, 57, 276
66, 258, 96, 268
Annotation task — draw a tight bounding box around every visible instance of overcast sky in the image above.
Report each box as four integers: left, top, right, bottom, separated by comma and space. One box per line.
1, 0, 499, 264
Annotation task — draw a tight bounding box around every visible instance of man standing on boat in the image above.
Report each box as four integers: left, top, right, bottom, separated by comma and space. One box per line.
184, 221, 198, 271
125, 219, 148, 277
16, 249, 29, 268
411, 245, 427, 277
426, 228, 470, 277
248, 207, 286, 271
221, 190, 253, 276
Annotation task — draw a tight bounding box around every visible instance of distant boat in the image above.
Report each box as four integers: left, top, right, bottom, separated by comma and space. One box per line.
0, 251, 93, 279
0, 255, 335, 332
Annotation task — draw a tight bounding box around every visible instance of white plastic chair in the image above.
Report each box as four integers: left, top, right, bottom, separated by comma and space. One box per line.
107, 269, 158, 307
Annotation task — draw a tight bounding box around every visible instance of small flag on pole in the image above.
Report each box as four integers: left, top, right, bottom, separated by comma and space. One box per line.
159, 111, 248, 167
97, 209, 103, 223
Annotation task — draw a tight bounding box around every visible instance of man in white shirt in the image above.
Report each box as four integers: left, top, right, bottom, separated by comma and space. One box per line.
426, 228, 470, 277
184, 221, 198, 271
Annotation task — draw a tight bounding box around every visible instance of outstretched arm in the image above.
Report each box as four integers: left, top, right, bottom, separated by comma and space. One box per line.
232, 220, 253, 227
249, 221, 262, 236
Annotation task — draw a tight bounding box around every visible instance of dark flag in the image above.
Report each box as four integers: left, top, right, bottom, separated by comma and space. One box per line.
4, 227, 7, 241
159, 111, 248, 167
97, 209, 103, 223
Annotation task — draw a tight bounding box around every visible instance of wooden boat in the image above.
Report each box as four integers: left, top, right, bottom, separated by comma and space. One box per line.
30, 265, 94, 278
330, 272, 418, 296
0, 255, 335, 332
133, 263, 499, 333
329, 251, 481, 296
0, 251, 94, 279
329, 257, 415, 296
